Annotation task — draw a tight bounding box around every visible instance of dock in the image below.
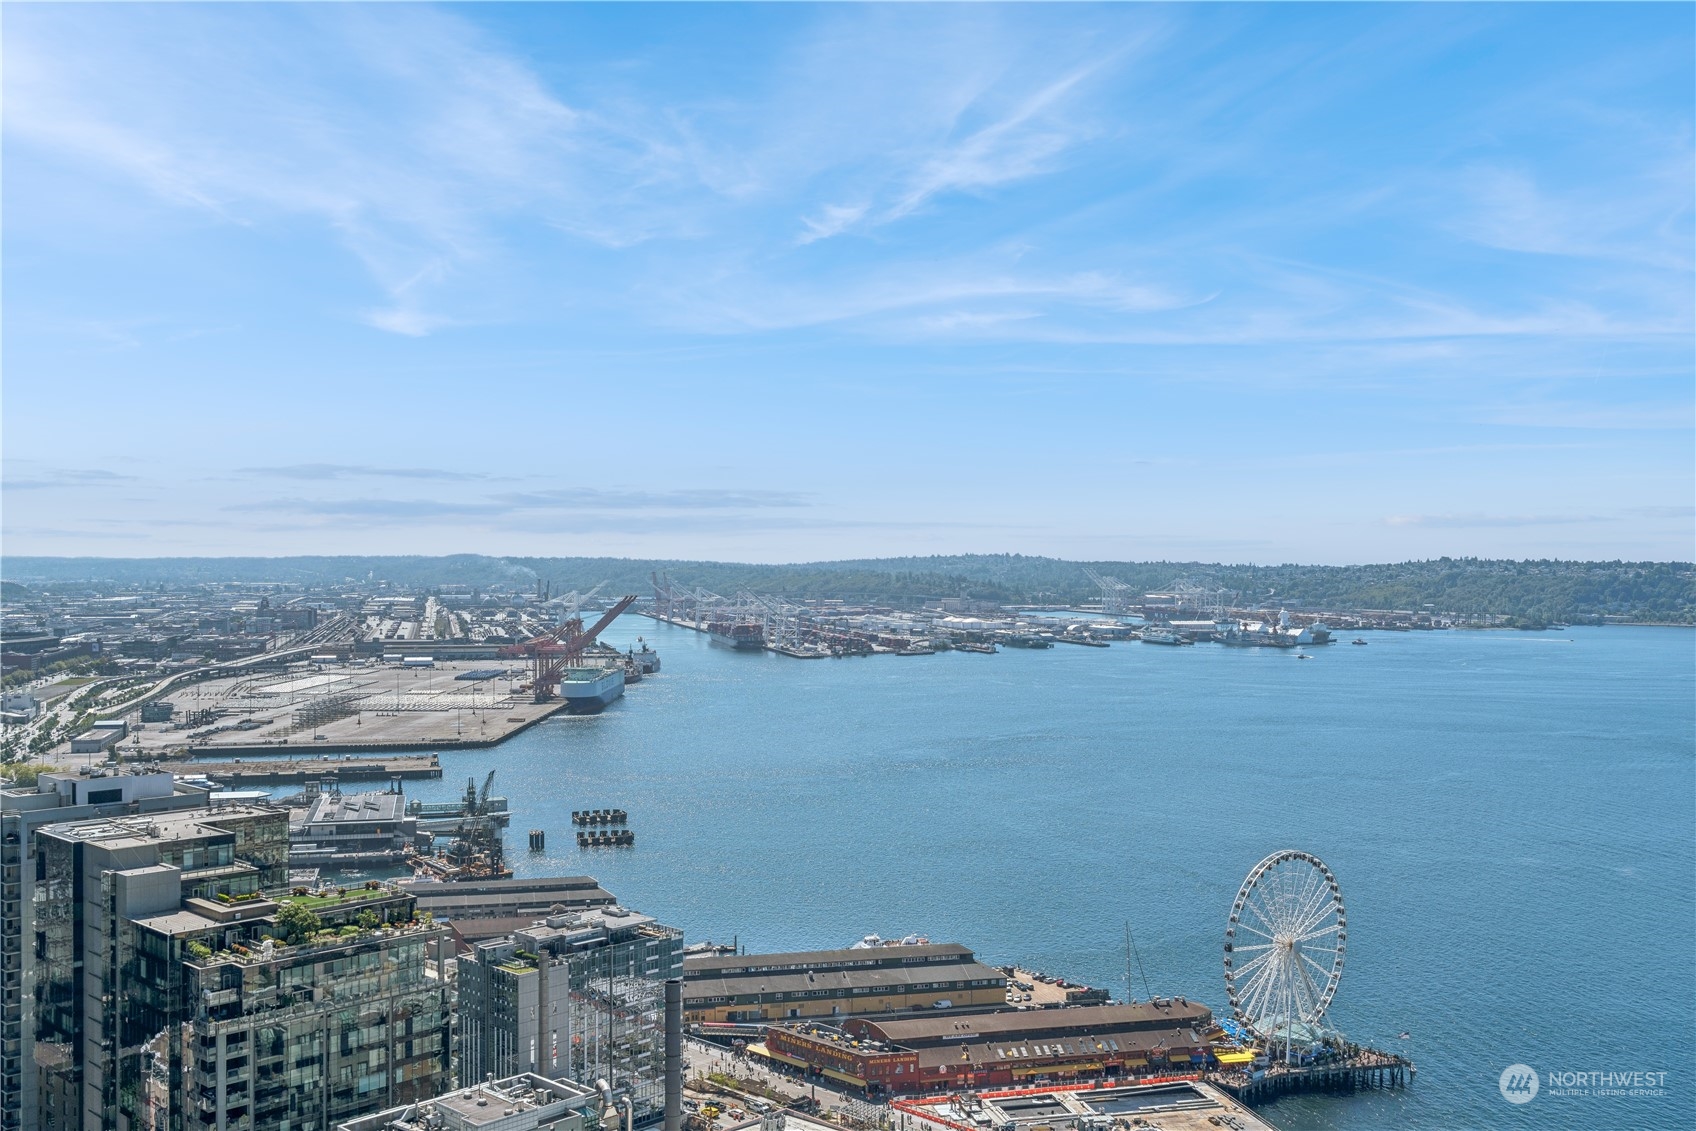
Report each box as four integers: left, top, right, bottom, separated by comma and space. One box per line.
156, 754, 443, 785
1209, 1048, 1413, 1104
101, 659, 577, 763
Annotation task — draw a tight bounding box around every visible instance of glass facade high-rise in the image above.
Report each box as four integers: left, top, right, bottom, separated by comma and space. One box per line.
1, 769, 214, 1131
458, 907, 682, 1125
20, 798, 450, 1131
126, 894, 451, 1131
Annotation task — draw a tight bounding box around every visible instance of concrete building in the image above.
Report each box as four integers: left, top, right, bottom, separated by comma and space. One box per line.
0, 769, 217, 1131
334, 1073, 598, 1131
410, 875, 617, 942
287, 784, 419, 868
68, 719, 127, 754
683, 944, 1007, 1025
459, 906, 683, 1125
138, 701, 175, 724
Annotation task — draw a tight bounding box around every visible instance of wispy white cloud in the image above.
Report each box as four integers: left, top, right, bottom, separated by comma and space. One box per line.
2, 465, 138, 491
1386, 512, 1611, 529
2, 5, 732, 335
225, 486, 811, 523
1478, 400, 1695, 431
1449, 163, 1694, 272
798, 202, 869, 245
882, 61, 1105, 226
238, 464, 488, 482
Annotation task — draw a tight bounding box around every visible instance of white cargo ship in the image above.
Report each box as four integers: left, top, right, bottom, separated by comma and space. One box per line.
557, 666, 625, 714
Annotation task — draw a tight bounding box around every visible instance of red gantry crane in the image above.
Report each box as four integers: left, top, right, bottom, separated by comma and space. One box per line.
500, 594, 637, 702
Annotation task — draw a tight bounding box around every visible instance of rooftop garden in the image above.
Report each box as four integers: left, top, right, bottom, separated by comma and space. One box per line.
281, 881, 401, 912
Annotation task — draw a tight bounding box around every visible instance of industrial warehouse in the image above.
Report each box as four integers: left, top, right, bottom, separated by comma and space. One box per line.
755, 1000, 1218, 1094
682, 943, 1008, 1023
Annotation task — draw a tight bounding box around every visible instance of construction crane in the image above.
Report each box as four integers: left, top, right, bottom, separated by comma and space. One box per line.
546, 580, 608, 626
442, 770, 508, 879
1084, 568, 1138, 616
499, 595, 638, 702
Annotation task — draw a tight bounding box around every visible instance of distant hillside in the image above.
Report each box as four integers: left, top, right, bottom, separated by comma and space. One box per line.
2, 554, 1691, 624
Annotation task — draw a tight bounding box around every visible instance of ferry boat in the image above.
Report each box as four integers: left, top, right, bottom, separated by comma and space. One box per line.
1141, 629, 1182, 645
557, 666, 625, 713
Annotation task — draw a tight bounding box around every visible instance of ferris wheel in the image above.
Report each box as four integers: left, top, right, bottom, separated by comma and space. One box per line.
1223, 850, 1346, 1051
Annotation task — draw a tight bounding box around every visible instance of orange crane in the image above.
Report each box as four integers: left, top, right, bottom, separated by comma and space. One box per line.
500, 594, 637, 702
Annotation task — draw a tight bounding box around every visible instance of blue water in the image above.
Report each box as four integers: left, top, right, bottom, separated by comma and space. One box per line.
408, 620, 1695, 1131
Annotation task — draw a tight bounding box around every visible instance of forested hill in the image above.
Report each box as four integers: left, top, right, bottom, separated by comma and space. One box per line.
4, 555, 1691, 624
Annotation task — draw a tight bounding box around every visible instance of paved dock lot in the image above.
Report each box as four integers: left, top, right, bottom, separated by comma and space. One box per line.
112, 660, 566, 756
1007, 966, 1078, 1007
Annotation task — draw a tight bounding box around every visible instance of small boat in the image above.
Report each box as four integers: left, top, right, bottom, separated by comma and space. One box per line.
1398, 1032, 1411, 1040
1297, 652, 1312, 660
1351, 638, 1368, 646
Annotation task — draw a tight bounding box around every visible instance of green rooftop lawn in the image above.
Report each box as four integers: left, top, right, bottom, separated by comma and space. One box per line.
282, 887, 395, 912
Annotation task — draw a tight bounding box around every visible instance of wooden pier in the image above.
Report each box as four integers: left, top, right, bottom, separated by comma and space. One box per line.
156, 754, 442, 785
1209, 1050, 1413, 1104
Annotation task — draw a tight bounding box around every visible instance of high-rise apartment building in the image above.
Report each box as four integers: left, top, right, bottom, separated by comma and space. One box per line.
125, 885, 451, 1131
458, 906, 682, 1125
11, 781, 450, 1131
1, 769, 218, 1131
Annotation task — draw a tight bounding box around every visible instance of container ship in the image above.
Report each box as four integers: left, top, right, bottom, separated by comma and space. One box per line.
707, 620, 765, 650
557, 666, 626, 713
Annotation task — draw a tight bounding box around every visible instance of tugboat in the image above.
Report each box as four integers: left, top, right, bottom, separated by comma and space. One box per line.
1352, 638, 1368, 646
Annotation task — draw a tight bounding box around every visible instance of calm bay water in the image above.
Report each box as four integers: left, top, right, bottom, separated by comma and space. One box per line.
406, 619, 1694, 1131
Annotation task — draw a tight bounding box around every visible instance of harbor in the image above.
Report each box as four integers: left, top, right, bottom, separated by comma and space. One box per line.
357, 619, 1688, 1131
643, 573, 1351, 660
7, 601, 1687, 1131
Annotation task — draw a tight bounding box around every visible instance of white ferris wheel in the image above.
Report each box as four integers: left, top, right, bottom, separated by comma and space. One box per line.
1223, 850, 1346, 1057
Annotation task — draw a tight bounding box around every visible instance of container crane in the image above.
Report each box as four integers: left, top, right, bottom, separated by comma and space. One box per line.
500, 594, 637, 701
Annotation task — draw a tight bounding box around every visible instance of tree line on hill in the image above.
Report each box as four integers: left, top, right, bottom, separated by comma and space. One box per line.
2, 554, 1691, 624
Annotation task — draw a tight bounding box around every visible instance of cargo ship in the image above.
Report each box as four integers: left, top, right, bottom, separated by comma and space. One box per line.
1217, 621, 1298, 648
707, 620, 765, 650
1218, 610, 1327, 648
557, 666, 626, 713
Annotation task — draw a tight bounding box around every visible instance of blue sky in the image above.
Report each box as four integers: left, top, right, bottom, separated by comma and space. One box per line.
3, 2, 1691, 564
